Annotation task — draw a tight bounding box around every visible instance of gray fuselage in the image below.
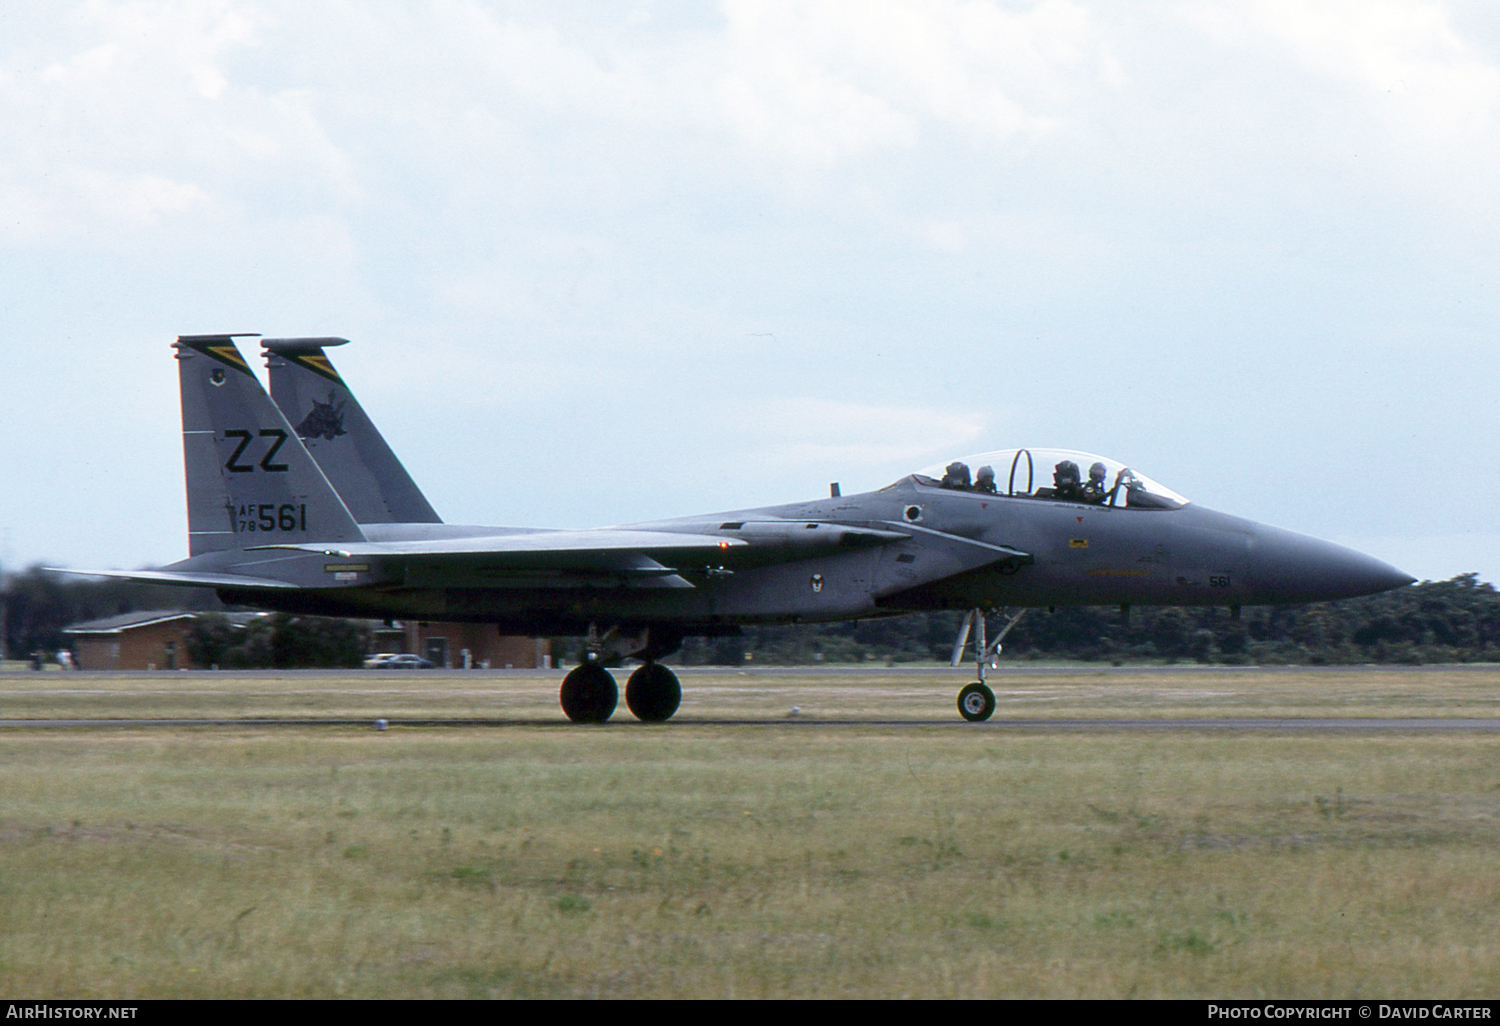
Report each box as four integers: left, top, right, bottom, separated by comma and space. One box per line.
208, 475, 1412, 636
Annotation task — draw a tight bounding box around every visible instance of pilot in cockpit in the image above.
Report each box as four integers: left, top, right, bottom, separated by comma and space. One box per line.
974, 465, 997, 494
941, 462, 972, 489
1082, 462, 1110, 504
1052, 460, 1085, 502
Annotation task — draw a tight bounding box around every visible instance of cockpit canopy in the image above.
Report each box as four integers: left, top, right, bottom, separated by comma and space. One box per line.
899, 448, 1188, 510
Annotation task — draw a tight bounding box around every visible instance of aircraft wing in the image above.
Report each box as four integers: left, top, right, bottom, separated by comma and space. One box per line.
250, 522, 911, 563
45, 567, 302, 590
248, 528, 749, 560
53, 522, 921, 594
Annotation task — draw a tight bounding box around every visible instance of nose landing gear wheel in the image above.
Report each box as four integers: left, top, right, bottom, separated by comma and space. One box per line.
957, 681, 995, 722
560, 663, 618, 723
626, 662, 681, 722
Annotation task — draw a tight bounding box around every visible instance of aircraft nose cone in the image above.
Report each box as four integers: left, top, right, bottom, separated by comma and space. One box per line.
1249, 525, 1416, 603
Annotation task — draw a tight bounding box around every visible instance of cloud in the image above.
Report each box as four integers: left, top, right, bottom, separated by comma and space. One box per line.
0, 0, 362, 243
74, 170, 208, 225
34, 0, 262, 109
1187, 0, 1500, 145
731, 397, 989, 473
0, 1, 1124, 261
707, 0, 1120, 163
414, 0, 1119, 167
440, 0, 646, 112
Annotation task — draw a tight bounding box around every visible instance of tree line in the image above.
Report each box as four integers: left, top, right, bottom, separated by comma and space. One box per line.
184, 612, 369, 670
4, 565, 1498, 668
0, 567, 365, 669
678, 573, 1500, 666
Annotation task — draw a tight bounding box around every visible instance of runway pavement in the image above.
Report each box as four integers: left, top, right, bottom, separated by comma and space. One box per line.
5, 662, 1500, 679
4, 715, 1500, 730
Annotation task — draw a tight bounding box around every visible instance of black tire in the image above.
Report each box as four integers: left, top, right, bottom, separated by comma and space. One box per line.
625, 663, 681, 723
957, 681, 995, 722
560, 663, 617, 723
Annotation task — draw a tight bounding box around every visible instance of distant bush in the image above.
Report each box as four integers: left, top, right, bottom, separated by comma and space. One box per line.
684, 574, 1500, 666
188, 613, 368, 669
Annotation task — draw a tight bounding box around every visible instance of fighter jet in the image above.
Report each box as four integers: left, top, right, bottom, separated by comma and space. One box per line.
65, 334, 1415, 724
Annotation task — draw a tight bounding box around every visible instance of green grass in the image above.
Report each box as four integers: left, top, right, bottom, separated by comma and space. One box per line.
4, 665, 1500, 721
1, 668, 1499, 997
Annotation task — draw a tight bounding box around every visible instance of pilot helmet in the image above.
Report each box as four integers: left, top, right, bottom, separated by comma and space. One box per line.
1088, 462, 1107, 483
1054, 460, 1080, 485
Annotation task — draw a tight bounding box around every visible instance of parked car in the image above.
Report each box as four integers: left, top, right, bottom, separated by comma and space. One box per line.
384, 654, 436, 669
363, 653, 435, 669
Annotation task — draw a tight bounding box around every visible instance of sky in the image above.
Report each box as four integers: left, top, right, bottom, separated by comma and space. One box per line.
1, 0, 1497, 584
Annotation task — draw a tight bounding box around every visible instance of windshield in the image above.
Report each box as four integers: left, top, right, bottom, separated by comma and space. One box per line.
901, 448, 1188, 510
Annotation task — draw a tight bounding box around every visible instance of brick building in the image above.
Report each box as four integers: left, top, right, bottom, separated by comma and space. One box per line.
63, 610, 549, 671
64, 610, 201, 670
392, 622, 551, 669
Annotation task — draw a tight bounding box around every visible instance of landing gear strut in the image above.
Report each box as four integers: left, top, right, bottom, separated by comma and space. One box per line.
950, 607, 1026, 722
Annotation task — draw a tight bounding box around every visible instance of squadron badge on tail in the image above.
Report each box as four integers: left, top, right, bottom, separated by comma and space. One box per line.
296, 390, 347, 442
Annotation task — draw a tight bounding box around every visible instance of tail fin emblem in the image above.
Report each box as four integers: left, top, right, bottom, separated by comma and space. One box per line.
296, 390, 348, 441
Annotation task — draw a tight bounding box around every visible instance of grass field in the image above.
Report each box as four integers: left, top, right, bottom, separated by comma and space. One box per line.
2, 666, 1499, 998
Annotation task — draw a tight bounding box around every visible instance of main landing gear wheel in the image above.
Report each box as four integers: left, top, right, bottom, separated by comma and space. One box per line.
957, 682, 995, 723
626, 663, 681, 723
560, 663, 617, 723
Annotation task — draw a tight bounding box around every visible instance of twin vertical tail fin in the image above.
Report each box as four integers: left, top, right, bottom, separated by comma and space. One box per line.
262, 338, 442, 524
176, 336, 366, 556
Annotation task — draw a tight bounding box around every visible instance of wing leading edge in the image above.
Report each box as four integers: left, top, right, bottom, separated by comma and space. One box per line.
248, 522, 914, 559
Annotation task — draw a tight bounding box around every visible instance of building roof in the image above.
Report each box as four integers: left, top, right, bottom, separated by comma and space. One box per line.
64, 610, 197, 635
64, 610, 267, 635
